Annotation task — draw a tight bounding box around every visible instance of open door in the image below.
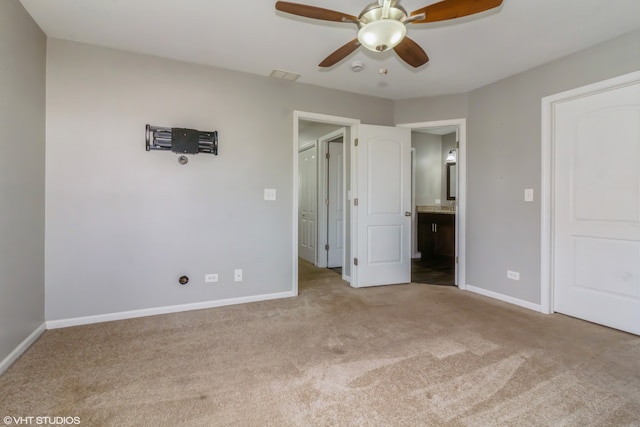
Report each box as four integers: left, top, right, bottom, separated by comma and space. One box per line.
298, 144, 317, 264
352, 124, 412, 287
327, 140, 344, 268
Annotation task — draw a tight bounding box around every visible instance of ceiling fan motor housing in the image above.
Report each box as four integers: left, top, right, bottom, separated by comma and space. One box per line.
357, 1, 408, 52
359, 1, 408, 24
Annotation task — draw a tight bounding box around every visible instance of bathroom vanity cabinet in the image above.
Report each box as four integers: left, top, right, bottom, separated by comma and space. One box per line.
418, 211, 455, 265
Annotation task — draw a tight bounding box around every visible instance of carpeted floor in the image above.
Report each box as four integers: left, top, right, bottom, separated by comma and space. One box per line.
1, 260, 639, 426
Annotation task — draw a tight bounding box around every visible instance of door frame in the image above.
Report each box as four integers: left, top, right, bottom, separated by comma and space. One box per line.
292, 111, 360, 295
397, 118, 467, 289
317, 128, 346, 270
540, 70, 640, 314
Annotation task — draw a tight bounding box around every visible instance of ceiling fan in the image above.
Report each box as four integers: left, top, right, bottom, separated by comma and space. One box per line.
275, 0, 503, 68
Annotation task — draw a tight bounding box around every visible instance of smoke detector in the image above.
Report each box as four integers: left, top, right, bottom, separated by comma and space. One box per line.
350, 61, 365, 72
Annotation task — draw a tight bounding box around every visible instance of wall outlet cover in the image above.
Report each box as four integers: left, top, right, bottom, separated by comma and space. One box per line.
264, 189, 276, 201
507, 270, 520, 281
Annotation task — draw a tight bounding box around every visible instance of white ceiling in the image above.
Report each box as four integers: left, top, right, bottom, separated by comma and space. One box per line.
20, 0, 640, 100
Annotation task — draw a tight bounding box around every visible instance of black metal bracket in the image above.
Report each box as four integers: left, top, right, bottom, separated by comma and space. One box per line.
146, 124, 218, 155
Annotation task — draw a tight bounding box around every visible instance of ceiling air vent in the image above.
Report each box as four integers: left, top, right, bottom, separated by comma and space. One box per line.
269, 69, 301, 81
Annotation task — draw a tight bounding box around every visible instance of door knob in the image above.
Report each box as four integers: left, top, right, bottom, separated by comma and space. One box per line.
404, 211, 412, 217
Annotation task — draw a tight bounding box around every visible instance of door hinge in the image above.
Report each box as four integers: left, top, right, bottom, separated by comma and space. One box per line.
354, 198, 358, 206
354, 257, 358, 266
455, 256, 459, 264
326, 152, 330, 159
325, 244, 329, 251
325, 198, 329, 206
354, 138, 358, 147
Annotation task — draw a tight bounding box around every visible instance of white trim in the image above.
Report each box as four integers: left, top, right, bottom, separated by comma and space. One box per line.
397, 118, 467, 290
46, 291, 296, 329
466, 285, 541, 312
0, 323, 46, 375
293, 111, 360, 295
540, 70, 640, 315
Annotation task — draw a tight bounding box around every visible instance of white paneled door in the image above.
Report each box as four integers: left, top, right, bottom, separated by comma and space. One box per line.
554, 79, 640, 335
327, 141, 344, 268
298, 145, 317, 264
354, 125, 411, 287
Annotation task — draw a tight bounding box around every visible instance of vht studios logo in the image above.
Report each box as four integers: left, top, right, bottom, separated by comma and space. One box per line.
4, 416, 81, 425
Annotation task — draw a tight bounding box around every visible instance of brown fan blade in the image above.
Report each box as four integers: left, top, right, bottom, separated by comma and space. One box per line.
410, 0, 503, 24
394, 37, 429, 68
319, 39, 360, 67
275, 1, 357, 22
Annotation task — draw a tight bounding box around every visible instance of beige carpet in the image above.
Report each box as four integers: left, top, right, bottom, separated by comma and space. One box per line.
1, 260, 639, 426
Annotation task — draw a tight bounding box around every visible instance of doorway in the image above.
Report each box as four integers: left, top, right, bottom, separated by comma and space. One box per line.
293, 112, 359, 295
398, 119, 467, 289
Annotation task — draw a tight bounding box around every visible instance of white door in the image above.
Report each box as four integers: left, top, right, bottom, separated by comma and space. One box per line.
327, 141, 344, 268
298, 145, 317, 264
353, 124, 412, 287
554, 80, 640, 335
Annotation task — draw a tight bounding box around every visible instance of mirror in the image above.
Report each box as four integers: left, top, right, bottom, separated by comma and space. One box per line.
447, 163, 457, 200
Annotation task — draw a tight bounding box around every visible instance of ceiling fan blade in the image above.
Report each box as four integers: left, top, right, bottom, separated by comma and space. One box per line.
393, 37, 429, 68
410, 0, 503, 23
275, 1, 357, 22
319, 39, 360, 67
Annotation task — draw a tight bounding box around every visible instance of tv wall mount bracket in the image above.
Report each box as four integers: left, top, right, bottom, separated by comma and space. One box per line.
146, 124, 218, 163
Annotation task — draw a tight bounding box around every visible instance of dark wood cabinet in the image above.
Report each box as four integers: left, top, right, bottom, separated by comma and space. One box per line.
418, 212, 455, 265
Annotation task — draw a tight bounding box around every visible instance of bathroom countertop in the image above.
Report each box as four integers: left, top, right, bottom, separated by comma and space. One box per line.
416, 205, 456, 214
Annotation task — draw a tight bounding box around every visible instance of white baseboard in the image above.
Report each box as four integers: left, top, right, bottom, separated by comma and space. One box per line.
46, 291, 297, 329
0, 323, 46, 375
465, 285, 542, 312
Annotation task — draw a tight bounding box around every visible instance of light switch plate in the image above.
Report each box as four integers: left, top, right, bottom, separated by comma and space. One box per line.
524, 189, 534, 202
264, 189, 276, 201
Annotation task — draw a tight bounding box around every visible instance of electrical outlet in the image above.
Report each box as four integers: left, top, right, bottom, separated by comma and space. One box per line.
205, 273, 218, 283
264, 189, 276, 201
507, 270, 520, 281
234, 269, 243, 282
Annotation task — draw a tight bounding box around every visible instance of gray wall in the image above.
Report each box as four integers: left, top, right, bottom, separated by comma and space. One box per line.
396, 28, 640, 305
298, 121, 343, 147
0, 1, 46, 361
395, 93, 468, 125
45, 39, 393, 320
412, 132, 443, 205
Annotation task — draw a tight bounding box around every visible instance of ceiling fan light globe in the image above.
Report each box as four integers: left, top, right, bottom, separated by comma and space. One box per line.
357, 19, 406, 52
